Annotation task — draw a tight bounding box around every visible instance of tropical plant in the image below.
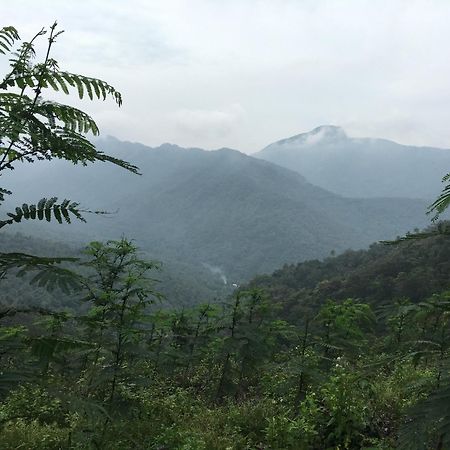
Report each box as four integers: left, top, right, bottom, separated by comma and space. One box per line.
0, 21, 142, 410
0, 22, 138, 279
78, 239, 162, 405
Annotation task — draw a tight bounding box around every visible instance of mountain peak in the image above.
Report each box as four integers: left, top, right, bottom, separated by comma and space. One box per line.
309, 125, 346, 139
256, 125, 450, 199
273, 125, 347, 147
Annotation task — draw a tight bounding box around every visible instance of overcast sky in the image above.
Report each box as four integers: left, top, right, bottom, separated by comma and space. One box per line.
4, 0, 450, 153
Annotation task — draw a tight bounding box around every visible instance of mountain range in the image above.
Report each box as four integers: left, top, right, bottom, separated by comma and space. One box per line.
0, 130, 435, 298
256, 125, 450, 199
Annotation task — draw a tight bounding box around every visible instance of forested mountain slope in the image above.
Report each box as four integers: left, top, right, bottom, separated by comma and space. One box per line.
0, 232, 232, 308
255, 125, 450, 199
248, 225, 450, 320
2, 136, 431, 282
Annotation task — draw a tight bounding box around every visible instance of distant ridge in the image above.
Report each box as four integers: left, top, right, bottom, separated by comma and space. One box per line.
2, 136, 431, 283
256, 126, 450, 199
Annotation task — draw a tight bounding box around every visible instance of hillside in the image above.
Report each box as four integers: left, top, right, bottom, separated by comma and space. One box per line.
1, 136, 431, 283
255, 125, 450, 199
0, 232, 232, 308
248, 225, 450, 321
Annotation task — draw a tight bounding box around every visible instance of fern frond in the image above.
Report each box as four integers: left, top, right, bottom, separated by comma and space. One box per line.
429, 173, 450, 220
0, 123, 138, 173
58, 71, 122, 105
0, 26, 19, 55
0, 197, 87, 228
35, 101, 99, 134
0, 252, 81, 293
95, 152, 141, 174
0, 187, 11, 204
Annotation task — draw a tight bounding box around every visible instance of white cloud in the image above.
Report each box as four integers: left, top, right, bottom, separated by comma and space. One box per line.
171, 104, 245, 141
3, 0, 450, 151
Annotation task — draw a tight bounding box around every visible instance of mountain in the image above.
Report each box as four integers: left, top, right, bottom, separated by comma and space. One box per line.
247, 223, 450, 322
255, 125, 450, 199
1, 136, 431, 288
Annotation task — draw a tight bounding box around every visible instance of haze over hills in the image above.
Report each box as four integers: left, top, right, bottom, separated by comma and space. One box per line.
248, 225, 450, 317
255, 125, 450, 199
2, 136, 431, 291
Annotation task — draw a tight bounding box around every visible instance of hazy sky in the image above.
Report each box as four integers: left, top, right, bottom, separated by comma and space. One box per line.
4, 0, 450, 153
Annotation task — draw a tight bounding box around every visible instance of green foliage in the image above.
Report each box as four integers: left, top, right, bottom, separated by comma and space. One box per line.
0, 22, 136, 175
78, 238, 162, 411
315, 298, 376, 359
1, 230, 450, 448
249, 227, 450, 317
397, 372, 450, 450
0, 250, 76, 279
0, 22, 139, 291
0, 420, 71, 450
0, 263, 448, 448
383, 221, 450, 245
0, 27, 19, 55
429, 172, 450, 220
0, 197, 88, 229
0, 232, 230, 308
2, 231, 450, 448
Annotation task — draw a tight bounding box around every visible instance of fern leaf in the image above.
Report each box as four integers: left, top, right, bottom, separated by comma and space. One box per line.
96, 153, 140, 175
53, 205, 62, 223
73, 74, 84, 99
0, 187, 12, 204
0, 198, 89, 229
58, 72, 122, 105
429, 178, 450, 220
52, 72, 69, 94
0, 26, 20, 55
43, 72, 60, 92
82, 77, 93, 100
0, 252, 81, 293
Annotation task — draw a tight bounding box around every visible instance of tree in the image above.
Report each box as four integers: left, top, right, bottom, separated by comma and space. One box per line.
78, 239, 162, 407
0, 22, 138, 285
0, 21, 141, 399
0, 239, 163, 448
214, 289, 280, 401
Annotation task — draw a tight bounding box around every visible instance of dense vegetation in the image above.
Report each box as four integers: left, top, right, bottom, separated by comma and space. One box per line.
0, 232, 232, 308
249, 226, 450, 321
2, 22, 450, 450
2, 233, 450, 449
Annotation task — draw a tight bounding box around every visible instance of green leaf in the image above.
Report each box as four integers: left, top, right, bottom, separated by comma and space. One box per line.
73, 75, 84, 99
